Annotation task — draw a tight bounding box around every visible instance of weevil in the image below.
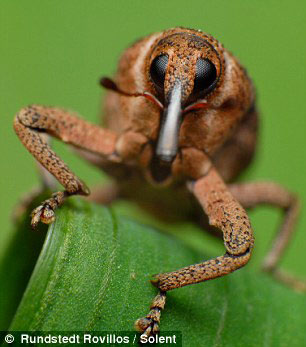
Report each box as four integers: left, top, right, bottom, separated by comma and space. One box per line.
14, 27, 304, 336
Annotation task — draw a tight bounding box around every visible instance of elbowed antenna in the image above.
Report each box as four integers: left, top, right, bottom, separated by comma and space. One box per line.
156, 82, 182, 163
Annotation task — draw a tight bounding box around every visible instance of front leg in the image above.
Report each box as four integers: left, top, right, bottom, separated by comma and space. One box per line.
14, 105, 118, 228
229, 182, 304, 291
135, 166, 254, 335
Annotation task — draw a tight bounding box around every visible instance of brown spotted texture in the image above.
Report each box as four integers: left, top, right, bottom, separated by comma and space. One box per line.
14, 27, 257, 286
14, 105, 117, 191
134, 291, 166, 336
105, 27, 255, 183
13, 104, 118, 227
17, 27, 294, 335
152, 167, 254, 291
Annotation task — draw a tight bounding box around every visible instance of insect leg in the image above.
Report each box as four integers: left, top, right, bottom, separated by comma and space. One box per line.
135, 166, 254, 334
14, 105, 118, 228
134, 291, 166, 337
152, 167, 254, 290
229, 182, 305, 291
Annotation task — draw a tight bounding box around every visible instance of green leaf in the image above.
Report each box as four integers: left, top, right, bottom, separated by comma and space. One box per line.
0, 194, 48, 331
5, 199, 306, 346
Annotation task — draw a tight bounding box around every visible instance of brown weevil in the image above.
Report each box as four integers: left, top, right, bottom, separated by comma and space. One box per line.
14, 28, 304, 336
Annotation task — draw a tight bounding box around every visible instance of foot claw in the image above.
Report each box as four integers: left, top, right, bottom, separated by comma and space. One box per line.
134, 317, 151, 333
31, 203, 55, 228
134, 316, 159, 337
135, 290, 166, 337
29, 191, 66, 228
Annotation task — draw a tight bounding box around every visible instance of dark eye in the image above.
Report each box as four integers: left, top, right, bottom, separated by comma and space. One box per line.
150, 54, 168, 90
193, 58, 217, 93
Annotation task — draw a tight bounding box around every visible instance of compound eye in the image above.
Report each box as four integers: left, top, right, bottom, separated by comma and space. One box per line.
193, 58, 217, 93
150, 54, 168, 90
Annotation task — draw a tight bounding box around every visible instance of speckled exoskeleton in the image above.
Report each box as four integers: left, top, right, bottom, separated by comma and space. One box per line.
14, 28, 303, 336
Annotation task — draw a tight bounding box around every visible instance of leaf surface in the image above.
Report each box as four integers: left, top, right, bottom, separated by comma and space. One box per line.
6, 199, 306, 346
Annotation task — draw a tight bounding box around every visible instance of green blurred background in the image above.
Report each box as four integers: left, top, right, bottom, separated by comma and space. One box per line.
0, 0, 305, 278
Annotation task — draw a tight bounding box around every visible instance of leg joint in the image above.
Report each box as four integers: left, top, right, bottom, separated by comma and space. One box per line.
225, 246, 252, 268
15, 105, 53, 131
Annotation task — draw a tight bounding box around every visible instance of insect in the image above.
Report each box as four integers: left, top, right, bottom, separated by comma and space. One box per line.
14, 27, 303, 336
